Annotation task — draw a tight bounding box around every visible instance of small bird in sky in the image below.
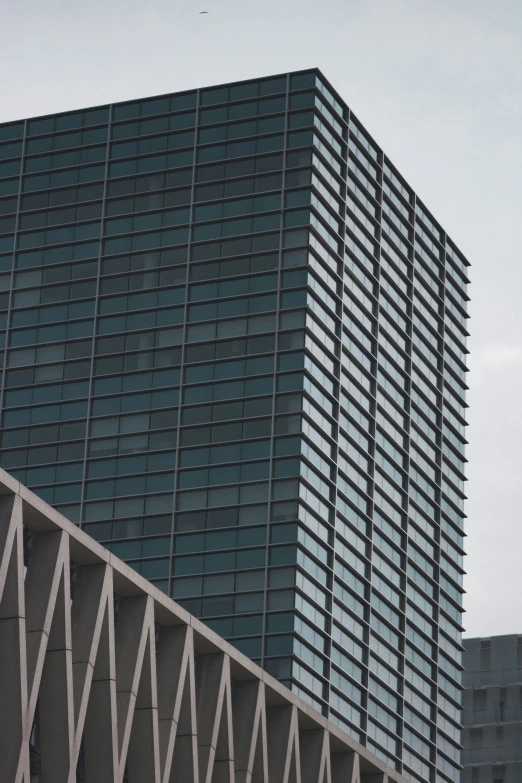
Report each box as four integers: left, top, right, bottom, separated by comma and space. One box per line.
199, 10, 209, 13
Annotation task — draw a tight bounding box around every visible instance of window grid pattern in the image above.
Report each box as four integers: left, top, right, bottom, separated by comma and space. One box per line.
0, 68, 469, 783
461, 636, 522, 783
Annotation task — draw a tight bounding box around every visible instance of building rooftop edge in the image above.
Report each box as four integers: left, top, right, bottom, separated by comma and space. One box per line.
463, 633, 522, 643
0, 67, 471, 269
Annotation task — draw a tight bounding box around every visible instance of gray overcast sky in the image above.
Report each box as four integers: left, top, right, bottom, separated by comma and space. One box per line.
1, 0, 521, 637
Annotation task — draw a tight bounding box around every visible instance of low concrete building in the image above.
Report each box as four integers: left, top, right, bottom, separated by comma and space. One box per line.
0, 466, 407, 782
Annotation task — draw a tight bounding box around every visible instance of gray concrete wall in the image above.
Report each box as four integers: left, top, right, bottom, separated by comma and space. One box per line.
0, 467, 411, 783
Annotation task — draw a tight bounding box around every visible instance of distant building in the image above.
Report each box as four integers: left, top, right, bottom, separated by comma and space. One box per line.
463, 635, 522, 782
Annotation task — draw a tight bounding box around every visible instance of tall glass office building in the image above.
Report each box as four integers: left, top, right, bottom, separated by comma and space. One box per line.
0, 69, 468, 782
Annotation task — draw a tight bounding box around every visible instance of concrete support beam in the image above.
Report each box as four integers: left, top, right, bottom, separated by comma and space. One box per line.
196, 653, 235, 783
232, 680, 268, 783
0, 496, 28, 783
267, 704, 301, 783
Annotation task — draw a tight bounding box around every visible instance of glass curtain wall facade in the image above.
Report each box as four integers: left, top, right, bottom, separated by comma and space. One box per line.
0, 69, 469, 782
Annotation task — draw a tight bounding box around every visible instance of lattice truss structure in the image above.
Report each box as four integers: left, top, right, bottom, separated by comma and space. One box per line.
0, 469, 408, 783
